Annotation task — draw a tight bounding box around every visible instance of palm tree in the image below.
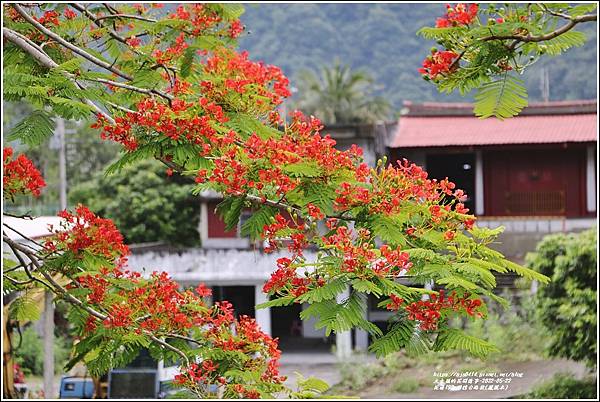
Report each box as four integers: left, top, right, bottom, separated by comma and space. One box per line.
294, 63, 391, 124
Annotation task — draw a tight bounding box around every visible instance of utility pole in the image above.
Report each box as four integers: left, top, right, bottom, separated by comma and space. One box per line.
58, 117, 67, 211
43, 117, 67, 398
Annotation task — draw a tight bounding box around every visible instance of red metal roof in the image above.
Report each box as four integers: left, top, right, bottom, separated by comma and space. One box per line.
390, 101, 598, 148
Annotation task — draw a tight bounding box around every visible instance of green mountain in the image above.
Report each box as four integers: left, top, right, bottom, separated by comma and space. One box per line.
239, 3, 597, 111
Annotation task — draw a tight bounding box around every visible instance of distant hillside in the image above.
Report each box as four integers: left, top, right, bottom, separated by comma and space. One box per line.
239, 3, 597, 112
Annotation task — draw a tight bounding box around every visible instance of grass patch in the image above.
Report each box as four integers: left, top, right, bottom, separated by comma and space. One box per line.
390, 377, 420, 393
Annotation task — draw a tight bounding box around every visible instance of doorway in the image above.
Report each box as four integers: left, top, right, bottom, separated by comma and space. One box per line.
426, 153, 476, 213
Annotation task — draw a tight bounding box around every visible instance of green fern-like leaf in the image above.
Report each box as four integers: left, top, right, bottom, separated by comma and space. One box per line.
435, 274, 480, 291
282, 161, 321, 178
371, 214, 407, 246
417, 26, 462, 40
295, 278, 347, 304
433, 328, 499, 358
180, 47, 196, 78
297, 376, 330, 394
369, 320, 429, 357
540, 31, 586, 56
256, 295, 295, 309
9, 296, 41, 322
502, 259, 550, 283
301, 293, 380, 336
467, 257, 508, 274
7, 110, 56, 147
226, 113, 280, 140
240, 205, 278, 240
452, 262, 497, 289
216, 197, 245, 231
301, 182, 336, 216
104, 143, 161, 176
220, 3, 245, 20
474, 73, 528, 119
351, 279, 383, 297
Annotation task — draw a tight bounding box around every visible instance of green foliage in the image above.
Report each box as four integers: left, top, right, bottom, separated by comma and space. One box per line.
521, 373, 597, 399
6, 110, 55, 147
526, 228, 597, 367
216, 196, 245, 232
9, 296, 41, 322
368, 320, 429, 358
432, 328, 500, 359
300, 293, 381, 337
474, 74, 528, 120
295, 277, 347, 304
370, 214, 408, 246
539, 31, 587, 56
226, 113, 280, 140
69, 159, 200, 246
13, 326, 72, 376
289, 373, 331, 398
241, 205, 278, 240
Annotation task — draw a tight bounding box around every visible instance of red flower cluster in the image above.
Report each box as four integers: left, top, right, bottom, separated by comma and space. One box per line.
419, 49, 459, 80
387, 290, 484, 330
63, 8, 77, 20
191, 111, 363, 199
202, 48, 291, 109
307, 203, 325, 220
54, 212, 286, 396
335, 159, 466, 217
3, 147, 46, 198
45, 204, 129, 267
435, 3, 479, 27
93, 95, 229, 151
37, 10, 60, 26
169, 5, 228, 37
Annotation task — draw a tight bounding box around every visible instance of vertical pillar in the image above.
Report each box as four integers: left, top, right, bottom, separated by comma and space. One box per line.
58, 118, 67, 212
199, 202, 208, 244
586, 146, 596, 213
254, 285, 271, 336
423, 281, 434, 301
354, 316, 369, 351
475, 150, 484, 216
335, 287, 352, 360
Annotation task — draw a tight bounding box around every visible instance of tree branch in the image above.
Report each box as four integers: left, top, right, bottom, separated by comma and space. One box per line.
12, 4, 173, 103
13, 4, 132, 80
70, 3, 130, 46
480, 13, 596, 43
95, 13, 158, 23
3, 27, 116, 124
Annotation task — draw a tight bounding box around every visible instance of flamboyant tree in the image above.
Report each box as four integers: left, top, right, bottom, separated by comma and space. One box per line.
2, 2, 594, 399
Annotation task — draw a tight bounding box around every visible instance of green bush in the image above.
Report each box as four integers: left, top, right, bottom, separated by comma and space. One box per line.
13, 326, 71, 376
526, 228, 597, 367
69, 159, 200, 246
523, 373, 597, 399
